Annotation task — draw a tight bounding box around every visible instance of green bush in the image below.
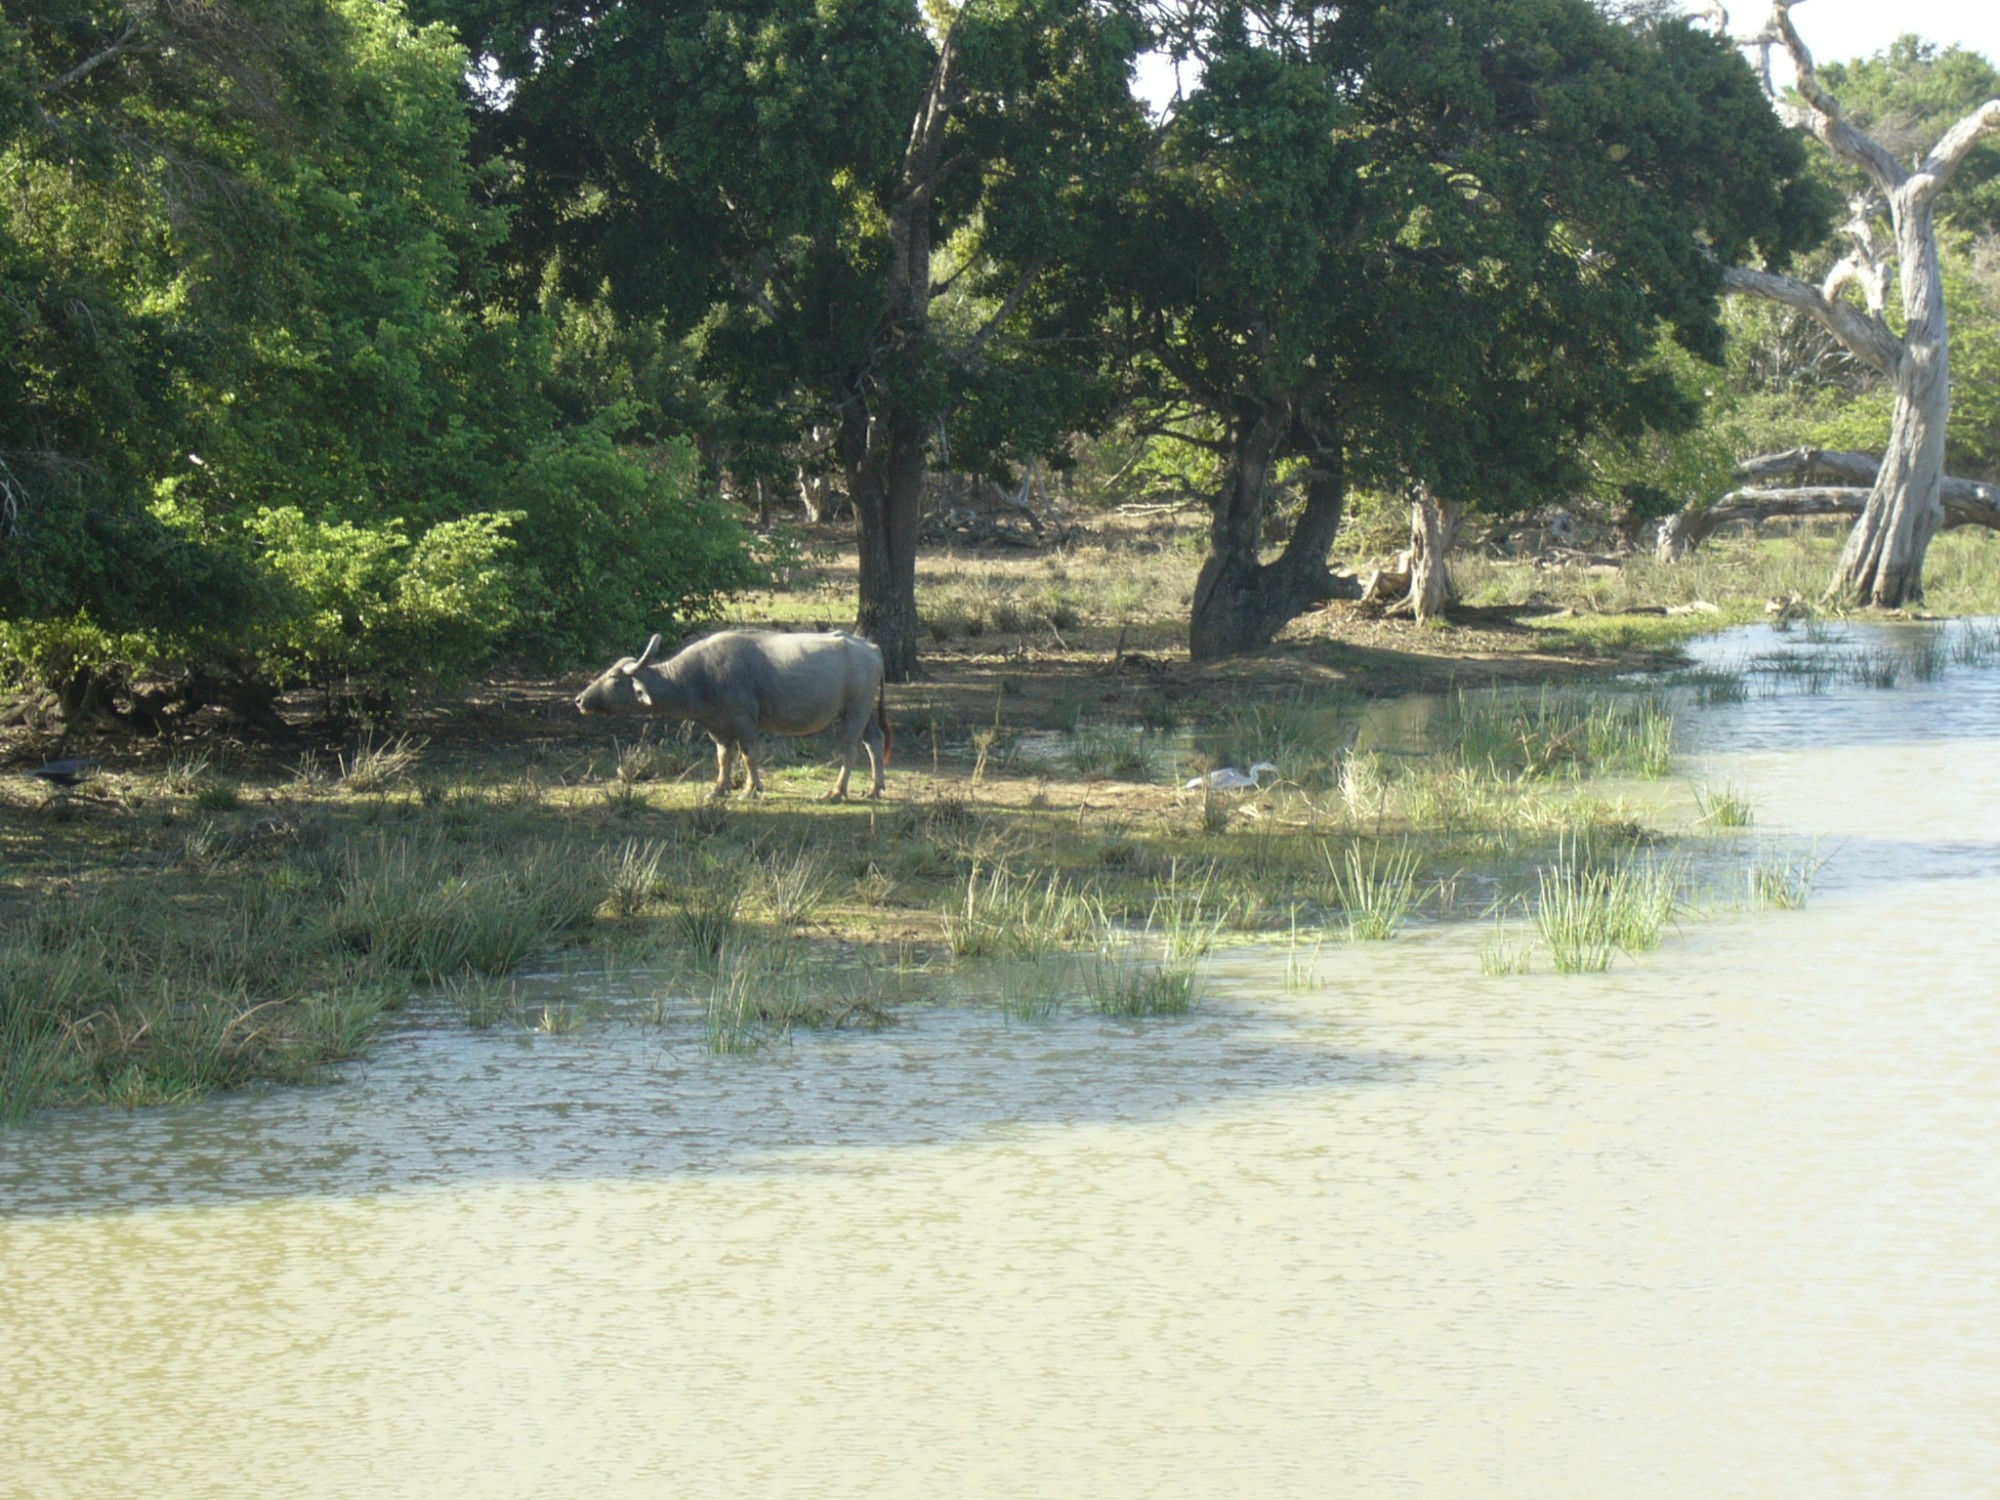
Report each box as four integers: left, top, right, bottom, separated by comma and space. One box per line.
503, 431, 763, 660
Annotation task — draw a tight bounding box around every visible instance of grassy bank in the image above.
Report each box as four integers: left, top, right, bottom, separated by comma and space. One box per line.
5, 520, 1995, 1118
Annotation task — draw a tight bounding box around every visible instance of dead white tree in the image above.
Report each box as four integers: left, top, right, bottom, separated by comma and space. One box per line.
1711, 2, 2000, 606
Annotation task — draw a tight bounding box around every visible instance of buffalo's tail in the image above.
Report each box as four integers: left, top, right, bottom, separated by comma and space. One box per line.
877, 684, 893, 766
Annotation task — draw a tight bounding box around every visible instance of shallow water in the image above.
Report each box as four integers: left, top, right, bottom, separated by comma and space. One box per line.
4, 623, 1999, 1497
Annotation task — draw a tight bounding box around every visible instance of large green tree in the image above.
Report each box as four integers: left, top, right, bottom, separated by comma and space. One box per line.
1105, 0, 1827, 658
416, 0, 1149, 680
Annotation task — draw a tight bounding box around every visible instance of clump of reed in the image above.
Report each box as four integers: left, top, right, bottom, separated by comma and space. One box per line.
700, 941, 891, 1053
1086, 935, 1200, 1017
1325, 839, 1420, 941
1695, 782, 1754, 828
330, 836, 605, 980
439, 973, 521, 1028
1533, 838, 1683, 973
602, 838, 671, 918
1480, 924, 1535, 976
754, 845, 833, 929
666, 853, 750, 962
997, 957, 1070, 1022
942, 864, 1101, 960
1067, 723, 1163, 781
339, 733, 427, 792
1148, 861, 1224, 960
1747, 846, 1828, 910
1438, 688, 1674, 780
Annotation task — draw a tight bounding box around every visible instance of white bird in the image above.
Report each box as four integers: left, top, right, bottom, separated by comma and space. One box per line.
1184, 761, 1279, 791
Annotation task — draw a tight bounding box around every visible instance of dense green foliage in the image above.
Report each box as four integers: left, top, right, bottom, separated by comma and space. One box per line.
2, 0, 757, 715
413, 0, 1148, 677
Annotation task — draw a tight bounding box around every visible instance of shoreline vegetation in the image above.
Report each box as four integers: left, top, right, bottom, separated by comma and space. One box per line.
6, 518, 2000, 1122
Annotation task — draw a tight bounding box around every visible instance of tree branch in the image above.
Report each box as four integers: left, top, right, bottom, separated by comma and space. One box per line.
1722, 262, 1903, 375
1919, 99, 2000, 193
1764, 2, 1903, 193
720, 255, 785, 324
963, 257, 1045, 359
40, 20, 151, 95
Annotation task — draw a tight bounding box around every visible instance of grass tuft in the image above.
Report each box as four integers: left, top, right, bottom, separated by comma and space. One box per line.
1326, 839, 1420, 941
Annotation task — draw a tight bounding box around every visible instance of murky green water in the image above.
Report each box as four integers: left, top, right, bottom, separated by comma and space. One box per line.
5, 624, 1998, 1497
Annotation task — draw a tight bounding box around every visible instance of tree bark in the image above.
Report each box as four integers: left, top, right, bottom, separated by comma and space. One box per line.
1187, 399, 1359, 662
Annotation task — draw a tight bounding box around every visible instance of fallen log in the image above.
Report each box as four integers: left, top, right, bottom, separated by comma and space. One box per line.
1657, 450, 2000, 561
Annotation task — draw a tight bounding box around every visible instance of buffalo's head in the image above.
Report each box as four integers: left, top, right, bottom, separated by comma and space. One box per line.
575, 633, 663, 715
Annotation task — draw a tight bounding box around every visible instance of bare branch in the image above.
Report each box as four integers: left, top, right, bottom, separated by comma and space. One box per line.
1763, 3, 1903, 191
1819, 194, 1891, 314
1918, 99, 2000, 194
41, 20, 152, 95
963, 257, 1046, 359
1722, 262, 1903, 375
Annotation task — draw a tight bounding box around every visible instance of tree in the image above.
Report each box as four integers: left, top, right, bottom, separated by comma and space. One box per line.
1716, 4, 2000, 606
4, 0, 758, 726
1102, 0, 1825, 658
417, 0, 1148, 680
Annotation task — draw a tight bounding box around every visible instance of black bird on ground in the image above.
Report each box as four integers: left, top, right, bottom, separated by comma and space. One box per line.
26, 757, 101, 787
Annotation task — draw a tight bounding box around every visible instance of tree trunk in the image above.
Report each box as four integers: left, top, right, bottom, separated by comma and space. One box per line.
836, 27, 961, 684
1831, 204, 1949, 606
842, 405, 926, 683
1188, 400, 1357, 662
1399, 487, 1463, 625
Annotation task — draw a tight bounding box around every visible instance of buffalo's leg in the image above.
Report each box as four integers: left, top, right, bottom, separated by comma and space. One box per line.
862, 720, 886, 798
711, 740, 733, 800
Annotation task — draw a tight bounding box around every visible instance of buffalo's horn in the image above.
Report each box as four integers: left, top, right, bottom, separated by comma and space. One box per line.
633, 632, 663, 669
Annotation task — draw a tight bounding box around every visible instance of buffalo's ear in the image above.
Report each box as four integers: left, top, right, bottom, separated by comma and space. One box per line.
631, 678, 654, 708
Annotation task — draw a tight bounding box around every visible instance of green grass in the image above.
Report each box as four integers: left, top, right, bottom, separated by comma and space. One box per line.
1326, 839, 1420, 941
1695, 782, 1754, 829
1747, 846, 1828, 910
942, 864, 1102, 960
1534, 840, 1683, 973
1087, 939, 1200, 1017
331, 836, 604, 980
1067, 723, 1163, 780
998, 958, 1069, 1022
1437, 687, 1674, 780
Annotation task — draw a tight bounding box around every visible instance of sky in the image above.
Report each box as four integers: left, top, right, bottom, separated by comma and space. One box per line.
1713, 0, 2000, 70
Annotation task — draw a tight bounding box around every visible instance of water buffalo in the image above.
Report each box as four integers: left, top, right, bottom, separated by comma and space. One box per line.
576, 630, 890, 800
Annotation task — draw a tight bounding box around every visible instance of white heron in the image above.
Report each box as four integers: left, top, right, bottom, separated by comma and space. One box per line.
1184, 760, 1279, 791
